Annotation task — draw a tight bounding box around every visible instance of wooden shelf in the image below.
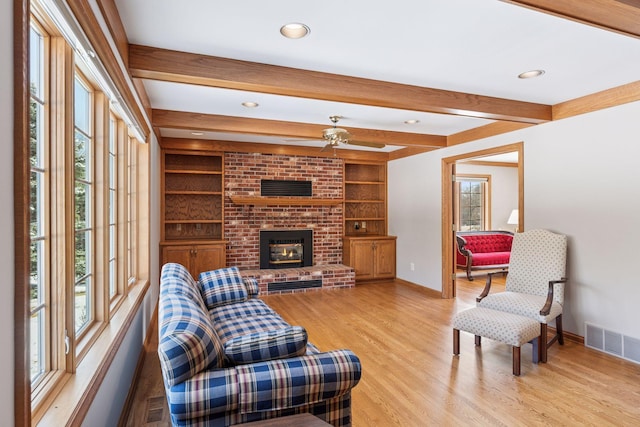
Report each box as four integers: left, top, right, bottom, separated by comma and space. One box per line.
165, 169, 222, 175
230, 196, 343, 206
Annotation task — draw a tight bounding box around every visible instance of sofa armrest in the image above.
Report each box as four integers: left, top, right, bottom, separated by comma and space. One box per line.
165, 349, 361, 422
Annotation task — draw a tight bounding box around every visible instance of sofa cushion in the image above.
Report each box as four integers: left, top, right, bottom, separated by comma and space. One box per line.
199, 266, 248, 309
210, 298, 276, 323
161, 263, 208, 313
215, 314, 290, 344
223, 326, 308, 364
472, 251, 511, 266
158, 294, 224, 387
243, 277, 260, 298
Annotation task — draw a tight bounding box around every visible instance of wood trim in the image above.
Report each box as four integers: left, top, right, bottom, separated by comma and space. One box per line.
552, 80, 640, 120
159, 137, 391, 162
387, 146, 437, 161
442, 142, 524, 299
14, 0, 32, 425
94, 0, 129, 66
393, 278, 443, 298
230, 196, 343, 206
503, 0, 640, 39
130, 44, 552, 124
152, 109, 446, 148
65, 0, 150, 139
460, 160, 518, 168
447, 121, 535, 146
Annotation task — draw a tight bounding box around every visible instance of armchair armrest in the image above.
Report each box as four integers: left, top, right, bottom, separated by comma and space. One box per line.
540, 278, 567, 316
165, 349, 361, 422
476, 271, 502, 303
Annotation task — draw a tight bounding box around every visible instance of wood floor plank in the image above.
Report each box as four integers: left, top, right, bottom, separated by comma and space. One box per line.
125, 277, 640, 426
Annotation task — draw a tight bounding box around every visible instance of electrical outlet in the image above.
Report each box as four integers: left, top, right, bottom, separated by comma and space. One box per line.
196, 223, 202, 230
361, 221, 366, 229
410, 262, 415, 271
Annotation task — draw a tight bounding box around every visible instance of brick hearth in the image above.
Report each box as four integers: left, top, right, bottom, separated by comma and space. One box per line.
240, 264, 355, 295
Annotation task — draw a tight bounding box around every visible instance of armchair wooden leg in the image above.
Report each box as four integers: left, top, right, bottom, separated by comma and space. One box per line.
512, 346, 521, 376
475, 335, 481, 346
556, 315, 564, 345
540, 323, 548, 363
453, 329, 460, 355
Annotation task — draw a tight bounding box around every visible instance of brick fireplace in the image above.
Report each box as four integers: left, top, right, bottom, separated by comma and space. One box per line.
225, 152, 344, 269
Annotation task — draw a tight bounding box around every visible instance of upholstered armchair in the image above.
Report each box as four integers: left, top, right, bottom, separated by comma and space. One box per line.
476, 229, 567, 363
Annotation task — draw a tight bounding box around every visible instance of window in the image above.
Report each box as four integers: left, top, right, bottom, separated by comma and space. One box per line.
28, 4, 145, 418
456, 175, 491, 231
108, 116, 117, 299
74, 74, 93, 335
29, 21, 48, 386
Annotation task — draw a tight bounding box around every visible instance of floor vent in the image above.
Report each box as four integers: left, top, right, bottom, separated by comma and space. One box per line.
585, 322, 640, 364
145, 396, 166, 423
268, 279, 322, 292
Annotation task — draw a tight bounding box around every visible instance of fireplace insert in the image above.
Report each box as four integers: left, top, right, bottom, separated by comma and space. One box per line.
259, 229, 313, 269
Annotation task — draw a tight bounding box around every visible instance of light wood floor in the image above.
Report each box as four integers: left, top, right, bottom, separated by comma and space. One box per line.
123, 276, 640, 426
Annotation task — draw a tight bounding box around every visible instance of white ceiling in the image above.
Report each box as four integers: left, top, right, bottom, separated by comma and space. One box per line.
115, 0, 640, 152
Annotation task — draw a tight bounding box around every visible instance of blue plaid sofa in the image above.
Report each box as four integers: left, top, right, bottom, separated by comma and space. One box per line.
158, 263, 362, 426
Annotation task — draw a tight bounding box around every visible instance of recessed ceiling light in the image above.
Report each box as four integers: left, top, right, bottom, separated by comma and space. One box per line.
404, 119, 420, 125
518, 69, 545, 79
280, 23, 310, 39
242, 101, 259, 108
191, 131, 204, 136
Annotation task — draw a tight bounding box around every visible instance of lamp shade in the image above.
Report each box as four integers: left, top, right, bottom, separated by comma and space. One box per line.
507, 209, 519, 225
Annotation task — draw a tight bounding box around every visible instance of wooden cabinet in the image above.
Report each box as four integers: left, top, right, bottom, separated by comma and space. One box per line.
343, 236, 396, 281
160, 149, 226, 272
161, 243, 226, 278
344, 161, 387, 236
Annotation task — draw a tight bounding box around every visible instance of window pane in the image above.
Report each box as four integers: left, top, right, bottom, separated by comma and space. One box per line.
31, 310, 44, 381
74, 79, 91, 135
29, 27, 43, 99
75, 277, 90, 333
75, 130, 90, 181
75, 181, 90, 230
75, 230, 89, 280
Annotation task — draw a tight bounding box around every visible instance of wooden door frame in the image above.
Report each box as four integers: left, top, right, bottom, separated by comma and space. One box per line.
441, 142, 524, 299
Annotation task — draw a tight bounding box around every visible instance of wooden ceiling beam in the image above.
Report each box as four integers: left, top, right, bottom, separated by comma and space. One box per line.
503, 0, 640, 39
159, 138, 390, 162
152, 109, 447, 148
131, 44, 552, 124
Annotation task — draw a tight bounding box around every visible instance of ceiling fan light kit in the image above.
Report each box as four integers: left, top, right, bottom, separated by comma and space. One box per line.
318, 115, 385, 151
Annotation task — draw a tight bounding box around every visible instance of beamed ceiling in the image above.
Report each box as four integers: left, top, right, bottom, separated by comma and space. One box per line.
101, 0, 640, 160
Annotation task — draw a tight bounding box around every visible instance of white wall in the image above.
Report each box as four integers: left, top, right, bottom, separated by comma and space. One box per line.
455, 163, 518, 231
389, 101, 640, 338
1, 0, 15, 423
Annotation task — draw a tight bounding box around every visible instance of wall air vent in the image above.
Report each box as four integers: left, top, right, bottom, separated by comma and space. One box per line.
261, 179, 312, 197
585, 322, 640, 364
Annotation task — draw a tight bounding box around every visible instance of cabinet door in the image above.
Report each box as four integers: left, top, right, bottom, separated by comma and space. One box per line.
374, 239, 396, 279
162, 245, 193, 271
192, 244, 226, 277
351, 240, 375, 280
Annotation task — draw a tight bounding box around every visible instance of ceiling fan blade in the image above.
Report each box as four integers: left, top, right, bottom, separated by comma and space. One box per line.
320, 143, 335, 152
346, 140, 386, 149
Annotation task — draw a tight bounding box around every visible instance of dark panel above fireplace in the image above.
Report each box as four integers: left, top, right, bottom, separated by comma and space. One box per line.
261, 179, 312, 197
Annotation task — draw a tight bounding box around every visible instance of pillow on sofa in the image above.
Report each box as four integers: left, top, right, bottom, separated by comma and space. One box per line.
158, 294, 224, 387
199, 266, 248, 309
223, 326, 308, 365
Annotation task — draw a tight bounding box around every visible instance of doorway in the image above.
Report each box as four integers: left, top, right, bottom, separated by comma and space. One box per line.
441, 142, 524, 298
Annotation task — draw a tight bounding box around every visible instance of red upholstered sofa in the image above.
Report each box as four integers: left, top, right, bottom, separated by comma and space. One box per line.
456, 231, 514, 280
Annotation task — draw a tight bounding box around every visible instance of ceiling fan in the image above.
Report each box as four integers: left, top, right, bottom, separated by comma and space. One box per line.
319, 116, 385, 152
